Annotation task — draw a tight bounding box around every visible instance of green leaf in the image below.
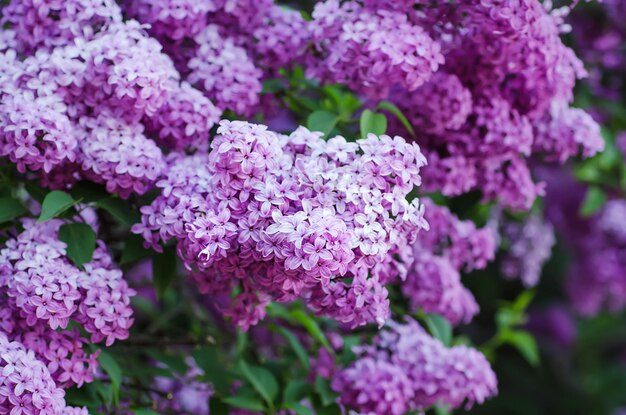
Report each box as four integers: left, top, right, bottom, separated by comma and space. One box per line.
262, 79, 285, 94
209, 398, 229, 415
315, 405, 342, 415
501, 330, 540, 366
132, 410, 159, 415
434, 405, 451, 415
512, 290, 535, 312
193, 347, 232, 396
275, 326, 310, 370
152, 248, 177, 298
580, 186, 607, 217
290, 309, 331, 350
38, 190, 75, 222
97, 197, 140, 225
121, 234, 151, 265
377, 101, 415, 137
145, 350, 188, 374
58, 223, 97, 268
98, 351, 122, 404
0, 197, 27, 224
424, 313, 452, 346
24, 182, 48, 204
307, 111, 339, 137
359, 109, 388, 137
238, 360, 279, 405
284, 402, 314, 415
70, 182, 108, 203
222, 395, 265, 412
314, 376, 338, 406
283, 379, 310, 404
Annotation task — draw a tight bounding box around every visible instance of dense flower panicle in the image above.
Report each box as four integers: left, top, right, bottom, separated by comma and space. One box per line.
0, 88, 77, 174
76, 112, 165, 198
0, 219, 135, 387
134, 120, 428, 329
332, 318, 498, 414
0, 332, 66, 414
187, 25, 263, 115
532, 103, 604, 163
53, 20, 179, 123
143, 81, 222, 151
1, 0, 122, 54
391, 73, 473, 135
403, 200, 496, 325
501, 213, 556, 287
309, 0, 444, 97
122, 0, 217, 41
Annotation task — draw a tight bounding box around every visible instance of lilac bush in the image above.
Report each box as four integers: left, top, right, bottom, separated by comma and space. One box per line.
0, 0, 622, 414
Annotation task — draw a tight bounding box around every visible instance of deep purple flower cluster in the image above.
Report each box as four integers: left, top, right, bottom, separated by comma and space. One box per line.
134, 120, 428, 329
332, 318, 498, 415
308, 0, 444, 98
0, 219, 135, 388
403, 199, 496, 325
501, 213, 556, 288
372, 0, 605, 210
541, 169, 626, 316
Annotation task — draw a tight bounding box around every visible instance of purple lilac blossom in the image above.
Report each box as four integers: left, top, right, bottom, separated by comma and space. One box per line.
403, 199, 496, 325
501, 213, 556, 287
332, 318, 498, 414
133, 120, 428, 330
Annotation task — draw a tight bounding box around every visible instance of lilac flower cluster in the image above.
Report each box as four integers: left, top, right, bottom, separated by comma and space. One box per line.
0, 332, 88, 414
123, 0, 309, 115
501, 213, 556, 288
0, 2, 224, 196
134, 120, 428, 329
332, 318, 498, 415
403, 199, 497, 325
0, 219, 135, 389
369, 0, 605, 210
308, 0, 444, 98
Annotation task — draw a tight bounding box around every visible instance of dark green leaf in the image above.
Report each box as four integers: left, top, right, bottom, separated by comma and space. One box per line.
98, 351, 122, 404
222, 395, 265, 411
359, 109, 387, 137
58, 223, 97, 267
315, 403, 342, 415
145, 350, 188, 374
290, 309, 331, 350
209, 397, 229, 415
24, 182, 47, 204
377, 101, 415, 137
121, 234, 151, 265
276, 326, 310, 370
580, 186, 607, 217
38, 190, 75, 222
132, 410, 160, 415
193, 347, 232, 396
238, 360, 279, 405
424, 313, 452, 347
284, 402, 314, 415
283, 379, 310, 404
262, 79, 285, 94
152, 248, 177, 298
70, 182, 108, 203
0, 197, 27, 223
307, 111, 339, 137
97, 197, 140, 225
314, 376, 338, 406
501, 330, 540, 366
